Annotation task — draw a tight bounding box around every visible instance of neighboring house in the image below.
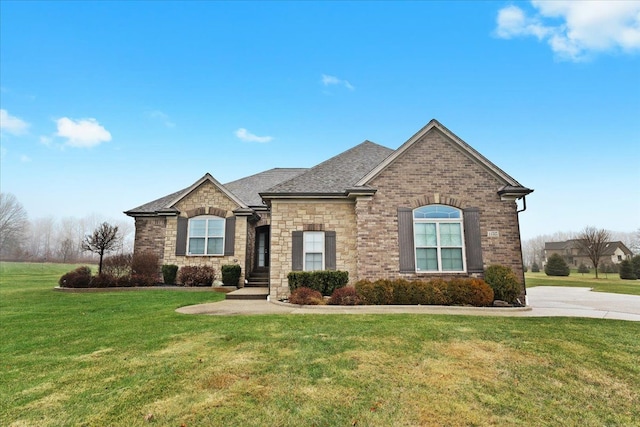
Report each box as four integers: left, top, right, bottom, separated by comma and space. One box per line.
543, 240, 633, 268
126, 119, 533, 300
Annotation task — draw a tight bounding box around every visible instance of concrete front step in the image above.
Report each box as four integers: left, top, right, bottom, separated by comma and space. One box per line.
225, 287, 269, 300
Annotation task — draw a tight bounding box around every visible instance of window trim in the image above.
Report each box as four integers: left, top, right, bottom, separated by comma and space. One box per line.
303, 231, 325, 271
187, 215, 226, 256
413, 205, 467, 273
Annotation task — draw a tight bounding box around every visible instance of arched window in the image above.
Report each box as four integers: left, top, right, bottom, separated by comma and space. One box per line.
413, 205, 465, 272
187, 216, 225, 255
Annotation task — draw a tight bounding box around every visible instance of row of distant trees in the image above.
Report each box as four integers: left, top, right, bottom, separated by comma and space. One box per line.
0, 192, 133, 263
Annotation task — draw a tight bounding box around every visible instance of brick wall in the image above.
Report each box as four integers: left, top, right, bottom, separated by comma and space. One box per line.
269, 200, 357, 300
133, 217, 167, 263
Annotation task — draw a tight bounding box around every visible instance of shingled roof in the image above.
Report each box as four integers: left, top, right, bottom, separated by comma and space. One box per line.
261, 141, 394, 196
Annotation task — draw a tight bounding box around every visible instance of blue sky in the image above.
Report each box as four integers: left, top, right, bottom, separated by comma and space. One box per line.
1, 1, 639, 241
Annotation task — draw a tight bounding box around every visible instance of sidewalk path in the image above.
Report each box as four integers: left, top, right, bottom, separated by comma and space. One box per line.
176, 286, 640, 321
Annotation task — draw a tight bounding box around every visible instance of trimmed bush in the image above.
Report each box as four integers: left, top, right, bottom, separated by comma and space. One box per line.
221, 264, 242, 286
59, 266, 92, 288
287, 270, 348, 296
162, 264, 179, 285
178, 266, 216, 287
328, 286, 362, 305
531, 262, 540, 273
90, 274, 117, 288
619, 259, 637, 280
354, 279, 395, 305
102, 253, 132, 278
447, 277, 494, 306
544, 253, 570, 277
131, 252, 160, 284
484, 265, 522, 303
289, 287, 324, 305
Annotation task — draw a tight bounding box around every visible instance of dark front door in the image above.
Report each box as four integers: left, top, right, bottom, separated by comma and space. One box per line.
255, 226, 270, 269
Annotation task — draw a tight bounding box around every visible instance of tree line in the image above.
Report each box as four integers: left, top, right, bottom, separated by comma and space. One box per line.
0, 192, 133, 263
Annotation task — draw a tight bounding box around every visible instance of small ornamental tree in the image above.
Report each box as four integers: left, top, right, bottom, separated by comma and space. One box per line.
545, 253, 570, 276
82, 222, 119, 275
577, 263, 590, 275
531, 262, 540, 273
619, 259, 636, 280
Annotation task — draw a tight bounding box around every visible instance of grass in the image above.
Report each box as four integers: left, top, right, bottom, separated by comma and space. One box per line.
1, 262, 639, 426
526, 270, 640, 296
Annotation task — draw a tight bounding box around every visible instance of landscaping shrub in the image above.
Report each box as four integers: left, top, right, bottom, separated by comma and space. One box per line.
59, 266, 92, 288
288, 287, 324, 305
131, 252, 160, 284
619, 259, 637, 280
288, 270, 348, 295
328, 286, 361, 305
178, 266, 216, 286
221, 264, 242, 286
484, 265, 522, 303
446, 278, 494, 306
544, 254, 570, 277
102, 253, 132, 278
354, 279, 395, 305
162, 264, 179, 285
90, 274, 117, 288
531, 262, 540, 273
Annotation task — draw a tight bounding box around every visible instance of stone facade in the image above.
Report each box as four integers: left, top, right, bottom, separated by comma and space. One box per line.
269, 200, 358, 300
133, 217, 167, 263
356, 128, 525, 284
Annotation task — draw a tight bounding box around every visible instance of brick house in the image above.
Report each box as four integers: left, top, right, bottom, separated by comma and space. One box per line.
126, 119, 533, 300
544, 240, 633, 268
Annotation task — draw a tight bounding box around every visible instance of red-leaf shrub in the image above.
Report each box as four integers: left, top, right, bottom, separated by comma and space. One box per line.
90, 274, 117, 288
59, 266, 92, 288
178, 266, 216, 287
289, 287, 324, 305
131, 252, 160, 284
102, 253, 133, 278
446, 278, 493, 306
328, 286, 361, 305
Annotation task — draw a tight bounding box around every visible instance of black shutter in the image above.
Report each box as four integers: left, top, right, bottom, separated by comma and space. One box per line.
398, 207, 415, 273
324, 231, 336, 270
175, 216, 188, 256
463, 207, 483, 273
224, 216, 236, 256
292, 231, 303, 271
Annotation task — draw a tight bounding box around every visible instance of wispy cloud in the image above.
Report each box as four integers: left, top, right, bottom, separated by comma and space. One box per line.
495, 1, 640, 61
56, 117, 112, 148
147, 110, 176, 128
0, 109, 29, 135
234, 128, 273, 143
321, 74, 355, 91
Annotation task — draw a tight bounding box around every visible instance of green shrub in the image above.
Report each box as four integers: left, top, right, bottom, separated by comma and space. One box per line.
544, 254, 570, 277
619, 259, 637, 280
531, 262, 540, 273
287, 270, 348, 296
161, 264, 179, 285
632, 255, 640, 279
221, 264, 241, 286
59, 266, 92, 288
289, 287, 324, 305
178, 266, 216, 286
484, 265, 522, 303
328, 286, 361, 305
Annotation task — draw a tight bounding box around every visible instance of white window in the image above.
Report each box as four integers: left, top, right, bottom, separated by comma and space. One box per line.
304, 231, 324, 271
188, 216, 225, 255
414, 205, 465, 272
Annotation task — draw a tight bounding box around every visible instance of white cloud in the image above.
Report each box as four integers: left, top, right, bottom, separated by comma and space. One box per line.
0, 109, 29, 135
55, 117, 112, 148
495, 1, 640, 60
321, 74, 355, 91
234, 128, 273, 143
147, 110, 176, 128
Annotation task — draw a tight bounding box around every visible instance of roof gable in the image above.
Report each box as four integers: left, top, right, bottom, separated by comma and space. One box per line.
168, 173, 248, 209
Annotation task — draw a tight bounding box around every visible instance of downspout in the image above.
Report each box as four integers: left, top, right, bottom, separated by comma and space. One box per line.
517, 195, 527, 213
516, 195, 528, 305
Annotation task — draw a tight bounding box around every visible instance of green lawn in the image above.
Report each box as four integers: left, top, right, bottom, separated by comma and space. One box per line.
526, 271, 640, 296
1, 262, 639, 426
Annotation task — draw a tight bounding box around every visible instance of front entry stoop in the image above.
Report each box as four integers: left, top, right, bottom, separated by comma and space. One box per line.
225, 287, 269, 300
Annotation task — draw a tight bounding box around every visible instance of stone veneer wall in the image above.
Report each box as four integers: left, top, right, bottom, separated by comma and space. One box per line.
161, 180, 248, 285
133, 217, 167, 264
355, 128, 526, 286
269, 200, 358, 300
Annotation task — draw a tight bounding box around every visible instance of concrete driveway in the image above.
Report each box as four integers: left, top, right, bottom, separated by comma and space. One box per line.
177, 286, 640, 321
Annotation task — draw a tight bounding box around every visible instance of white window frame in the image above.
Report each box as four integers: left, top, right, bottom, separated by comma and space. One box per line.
187, 215, 225, 256
413, 205, 466, 273
303, 231, 324, 271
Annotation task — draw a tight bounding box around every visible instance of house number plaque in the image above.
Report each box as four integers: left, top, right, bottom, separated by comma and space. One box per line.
487, 231, 500, 238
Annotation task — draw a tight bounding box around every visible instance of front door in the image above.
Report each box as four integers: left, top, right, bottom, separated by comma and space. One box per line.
255, 226, 270, 269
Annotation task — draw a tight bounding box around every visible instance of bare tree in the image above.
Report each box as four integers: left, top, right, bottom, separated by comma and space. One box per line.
576, 226, 611, 279
82, 222, 120, 275
0, 193, 28, 258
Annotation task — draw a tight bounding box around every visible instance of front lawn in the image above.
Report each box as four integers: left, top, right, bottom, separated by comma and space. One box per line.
1, 262, 639, 426
525, 271, 640, 296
